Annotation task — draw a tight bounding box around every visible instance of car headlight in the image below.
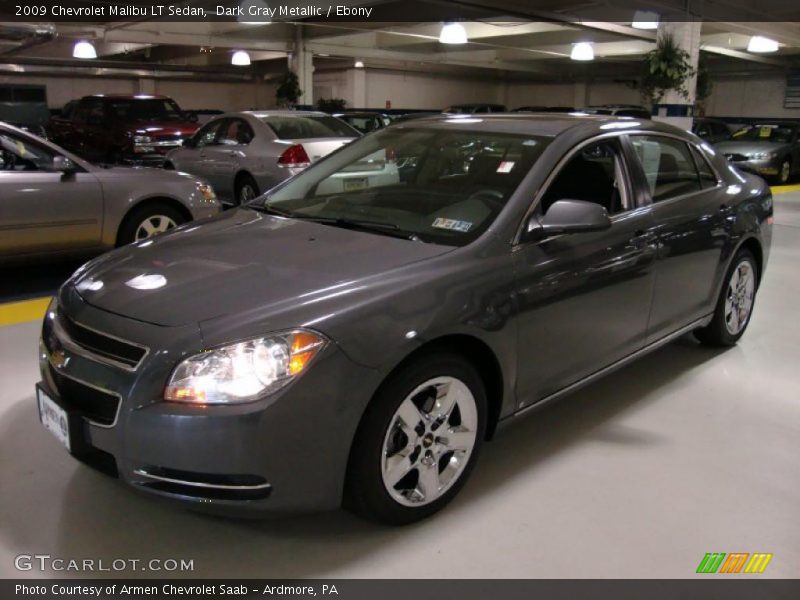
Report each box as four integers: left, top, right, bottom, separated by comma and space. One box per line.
749, 151, 775, 160
134, 135, 152, 145
164, 330, 326, 404
196, 182, 216, 202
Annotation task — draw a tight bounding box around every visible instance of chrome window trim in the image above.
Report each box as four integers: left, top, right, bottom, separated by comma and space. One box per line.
52, 312, 149, 372
513, 130, 635, 246
45, 360, 122, 429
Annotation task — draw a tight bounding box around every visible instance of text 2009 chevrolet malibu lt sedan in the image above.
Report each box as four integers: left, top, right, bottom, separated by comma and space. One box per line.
37, 114, 772, 525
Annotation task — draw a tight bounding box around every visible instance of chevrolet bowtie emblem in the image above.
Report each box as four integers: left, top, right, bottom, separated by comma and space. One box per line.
51, 349, 68, 369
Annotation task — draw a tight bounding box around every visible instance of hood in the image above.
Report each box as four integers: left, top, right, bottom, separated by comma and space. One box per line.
71, 209, 453, 327
715, 140, 789, 155
127, 121, 198, 137
90, 165, 201, 184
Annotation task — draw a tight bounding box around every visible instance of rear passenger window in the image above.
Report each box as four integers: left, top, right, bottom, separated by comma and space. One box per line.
690, 146, 719, 189
629, 136, 702, 202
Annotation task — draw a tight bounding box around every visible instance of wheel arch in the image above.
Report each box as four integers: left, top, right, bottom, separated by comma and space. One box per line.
737, 235, 764, 285
115, 195, 193, 246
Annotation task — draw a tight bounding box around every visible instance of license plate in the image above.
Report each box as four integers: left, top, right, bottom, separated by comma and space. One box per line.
37, 387, 70, 452
343, 177, 368, 191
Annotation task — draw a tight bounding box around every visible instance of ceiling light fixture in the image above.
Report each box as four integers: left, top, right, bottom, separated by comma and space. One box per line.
439, 22, 468, 44
72, 40, 97, 59
632, 11, 659, 30
747, 35, 779, 53
571, 42, 594, 61
354, 59, 364, 68
231, 50, 251, 66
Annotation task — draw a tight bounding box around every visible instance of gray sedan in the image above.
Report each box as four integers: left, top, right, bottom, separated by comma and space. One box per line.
716, 122, 800, 184
0, 122, 221, 264
37, 115, 771, 524
165, 110, 361, 205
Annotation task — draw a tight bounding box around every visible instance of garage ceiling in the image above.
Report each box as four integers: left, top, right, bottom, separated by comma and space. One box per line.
0, 0, 799, 82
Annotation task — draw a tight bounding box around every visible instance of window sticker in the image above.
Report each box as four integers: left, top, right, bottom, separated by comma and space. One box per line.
496, 161, 515, 173
432, 217, 472, 232
759, 126, 773, 138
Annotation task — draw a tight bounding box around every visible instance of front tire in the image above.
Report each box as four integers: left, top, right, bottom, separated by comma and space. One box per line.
235, 174, 259, 205
345, 353, 487, 525
695, 249, 758, 346
117, 202, 186, 246
776, 158, 792, 185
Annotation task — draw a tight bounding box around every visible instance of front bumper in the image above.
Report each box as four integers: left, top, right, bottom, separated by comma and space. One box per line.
726, 157, 779, 177
38, 288, 382, 516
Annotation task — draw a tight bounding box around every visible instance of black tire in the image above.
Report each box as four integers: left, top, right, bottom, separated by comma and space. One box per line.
163, 161, 175, 170
117, 202, 187, 247
345, 352, 487, 525
234, 174, 259, 205
695, 249, 758, 347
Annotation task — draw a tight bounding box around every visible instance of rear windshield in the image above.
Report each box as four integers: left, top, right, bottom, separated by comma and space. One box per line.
260, 115, 358, 140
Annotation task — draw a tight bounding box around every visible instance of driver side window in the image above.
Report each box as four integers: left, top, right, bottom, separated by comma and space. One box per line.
540, 139, 630, 216
0, 132, 55, 172
193, 119, 224, 149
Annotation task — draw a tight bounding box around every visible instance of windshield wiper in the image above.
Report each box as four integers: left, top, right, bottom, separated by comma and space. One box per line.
251, 204, 296, 218
293, 214, 422, 241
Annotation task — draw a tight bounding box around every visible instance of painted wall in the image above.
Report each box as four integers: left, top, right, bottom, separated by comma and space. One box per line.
703, 76, 798, 118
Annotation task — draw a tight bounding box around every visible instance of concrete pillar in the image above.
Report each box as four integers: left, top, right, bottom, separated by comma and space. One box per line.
291, 26, 314, 107
348, 68, 367, 109
652, 20, 701, 131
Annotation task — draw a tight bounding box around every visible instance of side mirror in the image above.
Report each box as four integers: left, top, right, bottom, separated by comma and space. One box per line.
525, 199, 611, 241
52, 155, 77, 175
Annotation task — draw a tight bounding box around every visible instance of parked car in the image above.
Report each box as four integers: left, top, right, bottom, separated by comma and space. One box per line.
443, 103, 506, 114
333, 111, 392, 134
512, 106, 576, 113
184, 109, 224, 125
581, 105, 652, 119
693, 118, 732, 144
0, 83, 50, 140
0, 121, 220, 264
715, 122, 800, 184
37, 114, 771, 524
46, 94, 199, 165
391, 111, 441, 123
165, 110, 363, 205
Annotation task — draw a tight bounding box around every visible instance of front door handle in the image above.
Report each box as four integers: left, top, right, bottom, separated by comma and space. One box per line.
630, 229, 655, 248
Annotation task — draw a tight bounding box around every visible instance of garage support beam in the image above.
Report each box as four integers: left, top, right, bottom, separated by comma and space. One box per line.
652, 20, 701, 130
291, 26, 314, 106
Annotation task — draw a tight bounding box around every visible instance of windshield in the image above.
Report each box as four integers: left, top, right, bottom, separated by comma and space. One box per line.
261, 115, 358, 139
257, 127, 551, 246
108, 98, 185, 122
733, 124, 796, 144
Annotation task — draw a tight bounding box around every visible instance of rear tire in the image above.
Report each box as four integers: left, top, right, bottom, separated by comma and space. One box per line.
345, 353, 487, 525
234, 174, 259, 205
117, 202, 187, 246
695, 249, 758, 346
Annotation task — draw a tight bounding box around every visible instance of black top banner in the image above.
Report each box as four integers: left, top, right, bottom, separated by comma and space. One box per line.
0, 0, 799, 22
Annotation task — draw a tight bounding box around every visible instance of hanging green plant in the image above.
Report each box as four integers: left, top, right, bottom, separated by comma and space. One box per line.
641, 32, 696, 104
276, 71, 302, 108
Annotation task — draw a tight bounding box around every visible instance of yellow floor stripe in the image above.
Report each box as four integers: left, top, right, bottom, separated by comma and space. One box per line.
771, 184, 800, 194
0, 297, 52, 327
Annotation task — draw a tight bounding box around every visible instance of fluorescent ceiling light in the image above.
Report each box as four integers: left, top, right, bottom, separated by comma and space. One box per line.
747, 36, 779, 53
571, 42, 594, 61
239, 0, 271, 24
632, 11, 659, 29
72, 40, 97, 59
354, 59, 364, 68
439, 22, 468, 44
231, 50, 251, 66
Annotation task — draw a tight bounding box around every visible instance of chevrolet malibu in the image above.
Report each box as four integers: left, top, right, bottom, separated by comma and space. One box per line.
37, 115, 772, 524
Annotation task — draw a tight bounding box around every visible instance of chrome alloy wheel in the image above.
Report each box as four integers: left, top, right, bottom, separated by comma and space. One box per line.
134, 215, 177, 241
780, 160, 791, 184
724, 260, 755, 335
239, 184, 257, 203
381, 376, 478, 507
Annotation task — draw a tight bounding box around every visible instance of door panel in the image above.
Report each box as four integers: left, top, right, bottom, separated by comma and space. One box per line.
0, 172, 103, 256
513, 207, 657, 405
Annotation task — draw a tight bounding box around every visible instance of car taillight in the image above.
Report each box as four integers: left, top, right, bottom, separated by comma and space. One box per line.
278, 144, 311, 168
385, 146, 397, 162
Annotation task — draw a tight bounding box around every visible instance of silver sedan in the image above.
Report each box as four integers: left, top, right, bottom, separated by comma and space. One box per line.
0, 122, 221, 264
164, 110, 364, 205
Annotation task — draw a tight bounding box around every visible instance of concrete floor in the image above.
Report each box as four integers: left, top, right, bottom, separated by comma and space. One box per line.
1, 194, 799, 579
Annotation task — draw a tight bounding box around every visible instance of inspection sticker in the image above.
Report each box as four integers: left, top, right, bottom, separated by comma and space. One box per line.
432, 217, 472, 232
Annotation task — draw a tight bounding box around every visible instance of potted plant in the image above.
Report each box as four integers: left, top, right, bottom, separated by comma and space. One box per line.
641, 32, 696, 104
276, 71, 302, 108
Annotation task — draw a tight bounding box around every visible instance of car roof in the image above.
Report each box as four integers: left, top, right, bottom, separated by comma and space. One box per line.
335, 111, 387, 117
85, 94, 173, 100
242, 110, 329, 118
392, 113, 685, 138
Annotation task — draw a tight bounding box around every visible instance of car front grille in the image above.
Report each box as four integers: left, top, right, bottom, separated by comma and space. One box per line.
47, 364, 121, 427
59, 314, 147, 370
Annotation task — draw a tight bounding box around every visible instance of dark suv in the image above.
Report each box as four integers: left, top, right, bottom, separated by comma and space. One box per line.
46, 94, 199, 165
